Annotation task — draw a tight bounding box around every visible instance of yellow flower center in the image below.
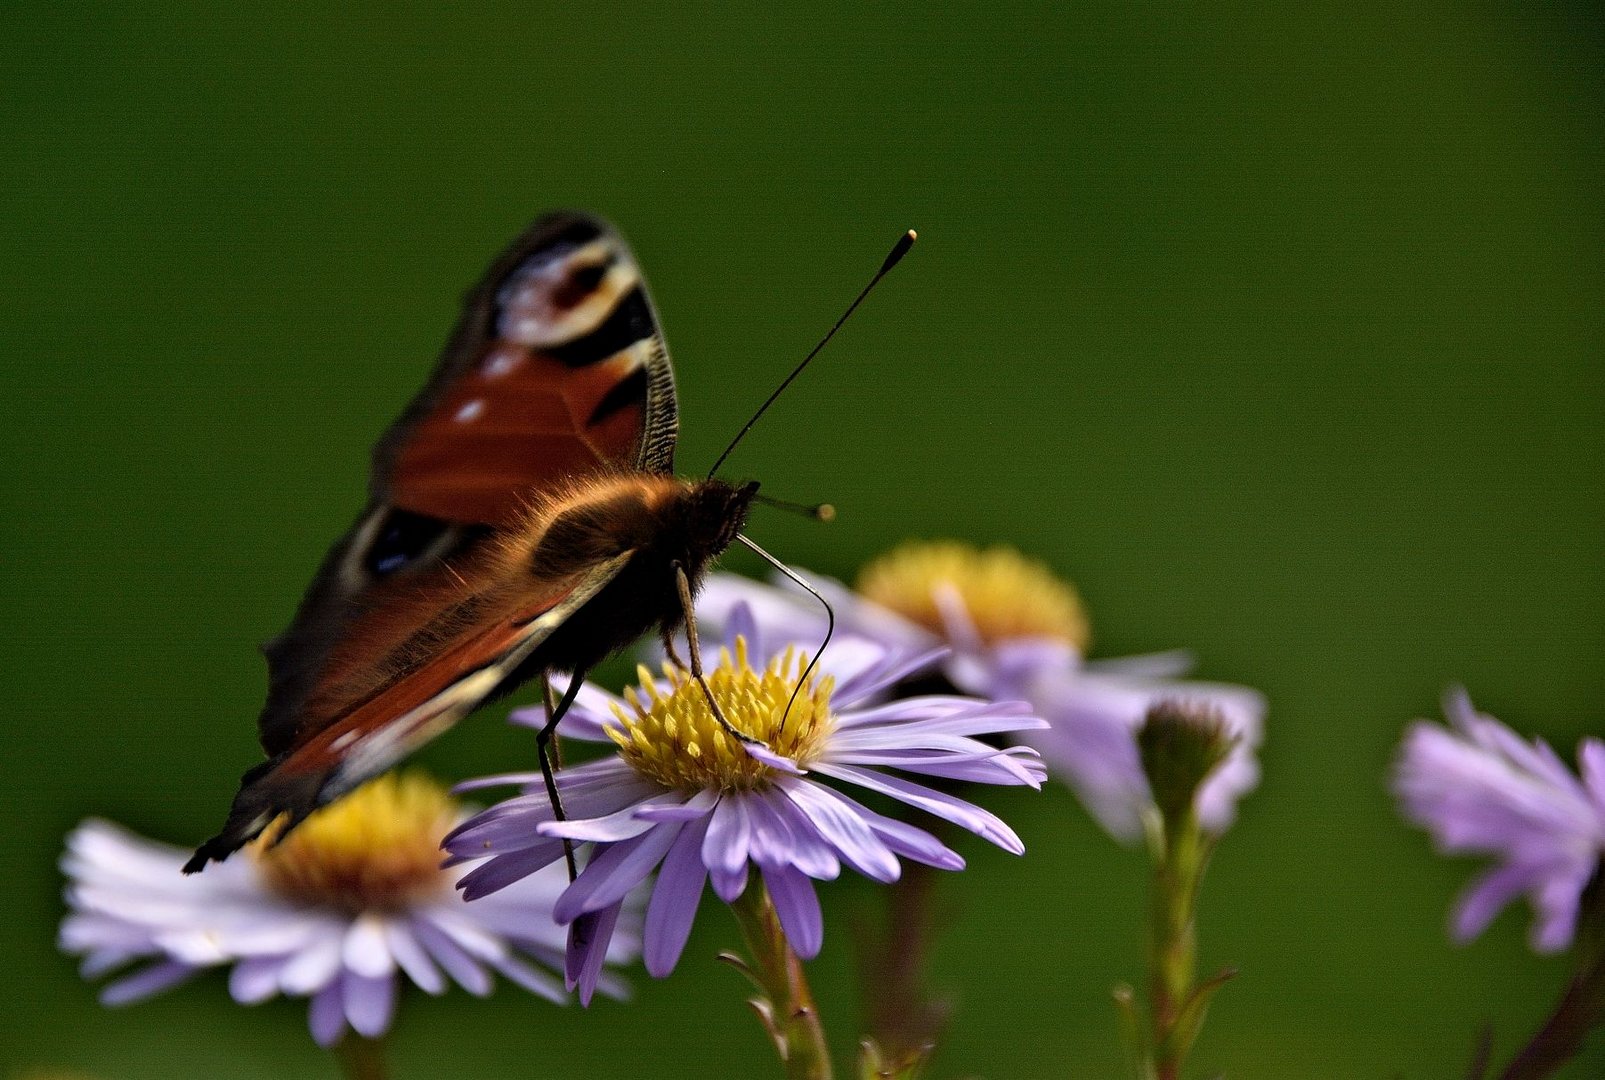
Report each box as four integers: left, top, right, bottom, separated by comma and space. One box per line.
252, 772, 456, 913
607, 638, 835, 793
856, 540, 1091, 651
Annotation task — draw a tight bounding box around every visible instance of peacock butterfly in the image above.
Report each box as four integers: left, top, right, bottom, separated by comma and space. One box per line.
186, 212, 911, 872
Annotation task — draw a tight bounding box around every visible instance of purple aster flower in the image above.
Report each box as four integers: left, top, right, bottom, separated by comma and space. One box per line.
1394, 686, 1605, 953
693, 543, 1265, 844
1022, 659, 1264, 843
445, 624, 1046, 1002
693, 543, 1082, 699
60, 773, 637, 1047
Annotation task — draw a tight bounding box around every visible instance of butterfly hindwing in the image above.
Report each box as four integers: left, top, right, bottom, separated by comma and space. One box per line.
185, 552, 634, 873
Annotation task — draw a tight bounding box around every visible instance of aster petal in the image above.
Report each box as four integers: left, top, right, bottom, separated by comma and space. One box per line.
446, 762, 656, 848
100, 959, 197, 1006
456, 843, 571, 901
279, 931, 344, 995
931, 582, 983, 654
553, 824, 682, 924
567, 901, 625, 1006
776, 778, 899, 882
425, 907, 514, 965
831, 646, 951, 709
829, 702, 1047, 740
727, 599, 763, 656
507, 675, 628, 744
1197, 749, 1261, 833
751, 788, 841, 880
1084, 649, 1195, 678
1452, 863, 1533, 943
813, 763, 1025, 854
1579, 738, 1605, 821
704, 796, 753, 902
153, 906, 325, 964
538, 792, 689, 842
743, 742, 805, 775
342, 913, 396, 979
487, 953, 569, 1005
343, 971, 397, 1039
229, 956, 286, 1004
66, 820, 204, 888
60, 914, 150, 960
634, 788, 721, 822
385, 918, 446, 996
865, 815, 965, 871
643, 814, 712, 978
827, 745, 1046, 787
411, 917, 492, 996
761, 864, 823, 959
1531, 865, 1591, 954
308, 978, 347, 1048
79, 947, 142, 979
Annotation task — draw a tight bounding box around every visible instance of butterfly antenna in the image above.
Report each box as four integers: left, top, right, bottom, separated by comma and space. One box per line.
753, 494, 836, 522
736, 533, 835, 735
707, 228, 917, 479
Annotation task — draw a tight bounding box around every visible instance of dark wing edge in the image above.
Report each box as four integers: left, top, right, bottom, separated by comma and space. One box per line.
188, 552, 634, 873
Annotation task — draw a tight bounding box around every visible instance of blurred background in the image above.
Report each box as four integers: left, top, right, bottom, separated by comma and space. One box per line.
3, 3, 1601, 1077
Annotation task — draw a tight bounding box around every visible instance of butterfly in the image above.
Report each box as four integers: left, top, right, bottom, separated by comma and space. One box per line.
185, 212, 776, 872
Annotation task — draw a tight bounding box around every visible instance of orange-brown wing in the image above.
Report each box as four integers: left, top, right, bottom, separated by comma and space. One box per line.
375, 211, 678, 525
186, 551, 633, 871
257, 212, 673, 757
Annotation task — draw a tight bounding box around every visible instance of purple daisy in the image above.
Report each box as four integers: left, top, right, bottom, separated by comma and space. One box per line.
693, 547, 1265, 843
1395, 686, 1605, 953
445, 616, 1046, 1002
60, 773, 638, 1047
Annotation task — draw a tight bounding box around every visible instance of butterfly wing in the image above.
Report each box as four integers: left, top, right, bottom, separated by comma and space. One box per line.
186, 551, 634, 872
257, 212, 676, 758
377, 211, 679, 525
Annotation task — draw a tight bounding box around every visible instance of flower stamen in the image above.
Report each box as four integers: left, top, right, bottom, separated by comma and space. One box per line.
252, 771, 456, 913
857, 540, 1091, 650
606, 637, 835, 792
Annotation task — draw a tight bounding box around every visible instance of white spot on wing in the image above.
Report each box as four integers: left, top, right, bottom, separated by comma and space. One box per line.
481, 348, 523, 379
454, 399, 485, 423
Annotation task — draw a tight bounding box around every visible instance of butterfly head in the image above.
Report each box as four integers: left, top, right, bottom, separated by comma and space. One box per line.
686, 478, 759, 559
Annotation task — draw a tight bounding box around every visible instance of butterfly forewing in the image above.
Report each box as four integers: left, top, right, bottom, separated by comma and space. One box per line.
376, 213, 678, 526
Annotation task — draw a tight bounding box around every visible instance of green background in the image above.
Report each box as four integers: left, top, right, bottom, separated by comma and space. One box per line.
3, 4, 1601, 1077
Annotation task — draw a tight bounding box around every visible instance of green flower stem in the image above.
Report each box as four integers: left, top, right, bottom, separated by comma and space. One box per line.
333, 1033, 390, 1080
1497, 878, 1605, 1080
1148, 809, 1211, 1080
861, 859, 946, 1064
730, 883, 835, 1080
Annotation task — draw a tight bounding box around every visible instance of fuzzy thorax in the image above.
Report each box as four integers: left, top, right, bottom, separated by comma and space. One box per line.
606, 638, 834, 792
857, 540, 1091, 650
252, 772, 456, 912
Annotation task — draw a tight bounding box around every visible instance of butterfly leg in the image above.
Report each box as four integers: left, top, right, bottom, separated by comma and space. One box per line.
661, 627, 688, 671
673, 563, 762, 747
538, 671, 586, 881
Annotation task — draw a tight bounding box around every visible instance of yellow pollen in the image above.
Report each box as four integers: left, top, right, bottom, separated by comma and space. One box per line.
251, 771, 456, 913
606, 637, 835, 792
856, 540, 1090, 650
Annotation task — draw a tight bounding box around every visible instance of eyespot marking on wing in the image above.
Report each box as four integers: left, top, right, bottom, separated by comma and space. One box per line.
545, 288, 656, 369
496, 240, 639, 349
356, 507, 458, 579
